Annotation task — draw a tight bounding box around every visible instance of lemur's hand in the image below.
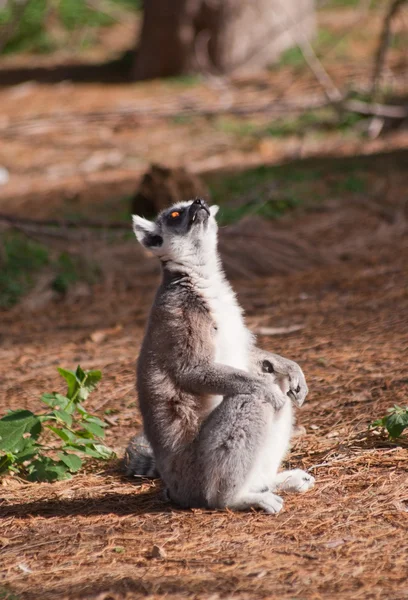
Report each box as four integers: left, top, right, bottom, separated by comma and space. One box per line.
253, 350, 308, 408
246, 375, 287, 410
258, 373, 288, 410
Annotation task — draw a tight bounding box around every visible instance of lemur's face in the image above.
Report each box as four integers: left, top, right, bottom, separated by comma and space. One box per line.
132, 199, 219, 265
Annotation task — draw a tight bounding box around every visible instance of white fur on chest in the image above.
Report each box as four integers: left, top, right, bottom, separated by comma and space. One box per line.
199, 273, 252, 415
205, 276, 251, 371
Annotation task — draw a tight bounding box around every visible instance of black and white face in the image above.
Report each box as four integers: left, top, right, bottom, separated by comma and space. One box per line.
132, 198, 220, 266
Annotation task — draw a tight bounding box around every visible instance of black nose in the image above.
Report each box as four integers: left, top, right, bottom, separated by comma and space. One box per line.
190, 198, 209, 214
188, 198, 210, 223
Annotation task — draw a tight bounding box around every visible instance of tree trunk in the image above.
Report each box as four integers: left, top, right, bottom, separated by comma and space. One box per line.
134, 0, 316, 80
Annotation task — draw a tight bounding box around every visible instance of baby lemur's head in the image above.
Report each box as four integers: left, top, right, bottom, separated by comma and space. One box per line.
132, 198, 220, 268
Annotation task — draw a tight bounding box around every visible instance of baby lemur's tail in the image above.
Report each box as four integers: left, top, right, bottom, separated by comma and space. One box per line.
123, 432, 159, 478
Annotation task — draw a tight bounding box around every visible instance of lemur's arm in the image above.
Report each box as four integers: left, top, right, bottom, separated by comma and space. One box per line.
250, 346, 308, 407
176, 363, 285, 410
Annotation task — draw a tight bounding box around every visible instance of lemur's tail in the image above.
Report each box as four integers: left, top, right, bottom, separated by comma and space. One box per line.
123, 432, 159, 478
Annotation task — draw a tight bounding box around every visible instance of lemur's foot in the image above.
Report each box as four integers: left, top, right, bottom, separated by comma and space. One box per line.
273, 469, 315, 493
230, 491, 284, 514
257, 492, 284, 514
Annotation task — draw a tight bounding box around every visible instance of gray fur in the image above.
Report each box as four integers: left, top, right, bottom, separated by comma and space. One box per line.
125, 348, 307, 480
127, 199, 314, 512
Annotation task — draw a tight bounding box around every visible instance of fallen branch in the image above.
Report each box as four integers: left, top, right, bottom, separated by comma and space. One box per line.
343, 99, 408, 119
1, 95, 407, 142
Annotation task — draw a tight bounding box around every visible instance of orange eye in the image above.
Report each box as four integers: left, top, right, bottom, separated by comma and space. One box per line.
171, 211, 180, 218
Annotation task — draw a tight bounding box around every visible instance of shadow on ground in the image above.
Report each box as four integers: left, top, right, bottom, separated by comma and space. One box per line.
7, 574, 280, 600
0, 51, 135, 86
0, 485, 168, 519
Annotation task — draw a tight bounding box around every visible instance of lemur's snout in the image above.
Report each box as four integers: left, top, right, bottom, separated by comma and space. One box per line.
189, 198, 210, 224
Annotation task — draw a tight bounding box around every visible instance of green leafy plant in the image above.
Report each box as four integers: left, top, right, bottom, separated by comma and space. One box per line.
0, 366, 114, 481
371, 405, 408, 439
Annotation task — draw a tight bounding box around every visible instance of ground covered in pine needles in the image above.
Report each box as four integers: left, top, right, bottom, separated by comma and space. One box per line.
1, 3, 408, 596
1, 181, 407, 599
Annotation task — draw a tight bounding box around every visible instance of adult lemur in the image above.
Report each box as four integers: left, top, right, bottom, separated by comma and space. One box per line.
125, 198, 314, 513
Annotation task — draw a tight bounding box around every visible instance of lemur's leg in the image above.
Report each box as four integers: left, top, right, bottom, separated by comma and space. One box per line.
271, 469, 315, 493
230, 491, 284, 514
124, 432, 158, 478
245, 396, 293, 495
192, 393, 285, 514
240, 366, 315, 495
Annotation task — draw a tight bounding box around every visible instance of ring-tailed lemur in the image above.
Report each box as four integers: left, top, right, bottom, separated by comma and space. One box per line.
126, 198, 314, 513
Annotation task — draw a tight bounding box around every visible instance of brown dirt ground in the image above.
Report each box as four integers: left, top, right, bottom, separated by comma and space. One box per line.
1, 166, 408, 599
1, 5, 408, 599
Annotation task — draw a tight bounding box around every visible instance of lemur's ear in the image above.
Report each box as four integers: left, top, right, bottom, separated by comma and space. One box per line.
210, 205, 219, 217
132, 216, 163, 248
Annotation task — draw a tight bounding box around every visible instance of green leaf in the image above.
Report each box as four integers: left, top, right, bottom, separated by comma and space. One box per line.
13, 439, 39, 464
41, 393, 58, 407
0, 452, 14, 474
27, 457, 71, 482
58, 452, 82, 472
57, 368, 79, 398
46, 425, 71, 442
371, 417, 386, 428
53, 409, 72, 427
62, 443, 101, 458
78, 387, 90, 402
82, 422, 105, 438
41, 392, 71, 411
0, 410, 41, 452
73, 429, 93, 440
75, 365, 86, 382
78, 369, 102, 401
386, 412, 408, 438
83, 445, 106, 458
83, 370, 102, 389
84, 415, 106, 428
64, 442, 112, 459
62, 442, 87, 453
91, 443, 114, 459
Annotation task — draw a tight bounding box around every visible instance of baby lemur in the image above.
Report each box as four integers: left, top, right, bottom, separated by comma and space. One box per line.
126, 198, 314, 513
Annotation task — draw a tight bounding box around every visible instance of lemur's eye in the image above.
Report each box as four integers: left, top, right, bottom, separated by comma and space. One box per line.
171, 211, 180, 218
262, 360, 274, 374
